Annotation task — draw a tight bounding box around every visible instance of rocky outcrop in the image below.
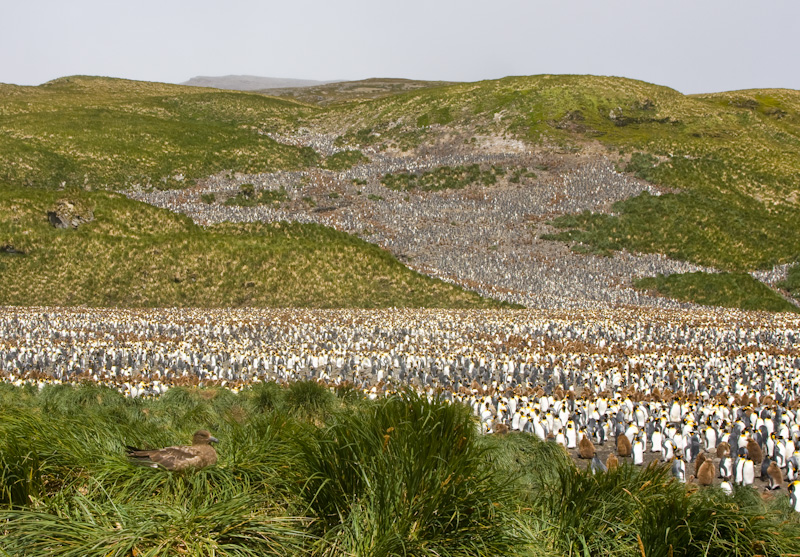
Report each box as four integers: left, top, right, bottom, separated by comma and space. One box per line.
1, 244, 25, 254
47, 199, 94, 229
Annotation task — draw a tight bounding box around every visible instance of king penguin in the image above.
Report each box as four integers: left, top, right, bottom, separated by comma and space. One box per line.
578, 433, 596, 459
697, 459, 715, 486
617, 434, 632, 458
672, 454, 687, 483
742, 455, 756, 486
767, 461, 784, 491
633, 433, 644, 466
789, 481, 800, 512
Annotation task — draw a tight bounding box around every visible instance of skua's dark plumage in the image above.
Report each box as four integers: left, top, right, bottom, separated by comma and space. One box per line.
127, 430, 219, 471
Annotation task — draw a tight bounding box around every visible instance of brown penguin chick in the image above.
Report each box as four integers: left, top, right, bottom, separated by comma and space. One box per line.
617, 434, 632, 458
767, 462, 784, 490
697, 460, 715, 486
606, 453, 619, 471
127, 430, 219, 471
695, 452, 707, 477
578, 434, 596, 459
746, 438, 763, 466
492, 423, 510, 435
716, 442, 731, 459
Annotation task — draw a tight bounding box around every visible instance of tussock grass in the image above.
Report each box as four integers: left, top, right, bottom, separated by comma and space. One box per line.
283, 380, 336, 420
223, 184, 288, 207
533, 461, 800, 557
1, 384, 799, 556
298, 391, 522, 556
322, 149, 369, 171
1, 491, 310, 556
544, 189, 800, 273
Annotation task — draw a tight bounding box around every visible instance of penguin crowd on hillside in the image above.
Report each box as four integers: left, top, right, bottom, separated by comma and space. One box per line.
125, 131, 778, 310
2, 305, 800, 497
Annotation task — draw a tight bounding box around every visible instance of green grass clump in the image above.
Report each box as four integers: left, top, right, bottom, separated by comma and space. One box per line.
543, 190, 800, 272
416, 106, 454, 127
778, 264, 800, 301
381, 164, 506, 192
1, 492, 310, 557
0, 387, 313, 556
322, 149, 369, 171
634, 271, 799, 313
224, 184, 288, 207
298, 391, 521, 556
0, 187, 507, 308
284, 380, 336, 421
533, 461, 800, 557
624, 151, 661, 181
508, 167, 536, 184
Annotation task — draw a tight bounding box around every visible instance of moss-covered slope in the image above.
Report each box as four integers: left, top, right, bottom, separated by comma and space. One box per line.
0, 76, 320, 190
0, 188, 507, 308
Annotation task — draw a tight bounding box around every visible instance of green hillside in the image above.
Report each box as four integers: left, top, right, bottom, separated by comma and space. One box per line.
0, 187, 507, 308
311, 75, 800, 308
319, 76, 800, 268
264, 77, 457, 106
1, 74, 799, 309
635, 272, 799, 313
0, 76, 320, 190
322, 75, 799, 203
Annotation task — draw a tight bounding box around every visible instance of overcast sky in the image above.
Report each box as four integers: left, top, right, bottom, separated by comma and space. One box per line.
3, 0, 798, 94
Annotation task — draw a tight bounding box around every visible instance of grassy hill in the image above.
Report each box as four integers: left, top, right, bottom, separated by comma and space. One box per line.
311, 75, 800, 307
0, 76, 320, 190
1, 74, 799, 309
264, 77, 457, 106
0, 187, 508, 308
318, 74, 799, 242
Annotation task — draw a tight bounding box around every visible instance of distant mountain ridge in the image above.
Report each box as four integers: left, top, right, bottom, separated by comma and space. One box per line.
180, 75, 338, 91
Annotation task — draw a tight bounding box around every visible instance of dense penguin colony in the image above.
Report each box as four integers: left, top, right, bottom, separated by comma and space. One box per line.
2, 306, 799, 492
126, 133, 747, 309
54, 131, 800, 499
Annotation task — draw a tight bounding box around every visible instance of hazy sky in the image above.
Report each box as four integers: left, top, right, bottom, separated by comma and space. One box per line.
3, 0, 798, 94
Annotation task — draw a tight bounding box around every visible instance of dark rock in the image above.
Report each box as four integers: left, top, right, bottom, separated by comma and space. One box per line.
1, 244, 25, 255
47, 199, 94, 229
